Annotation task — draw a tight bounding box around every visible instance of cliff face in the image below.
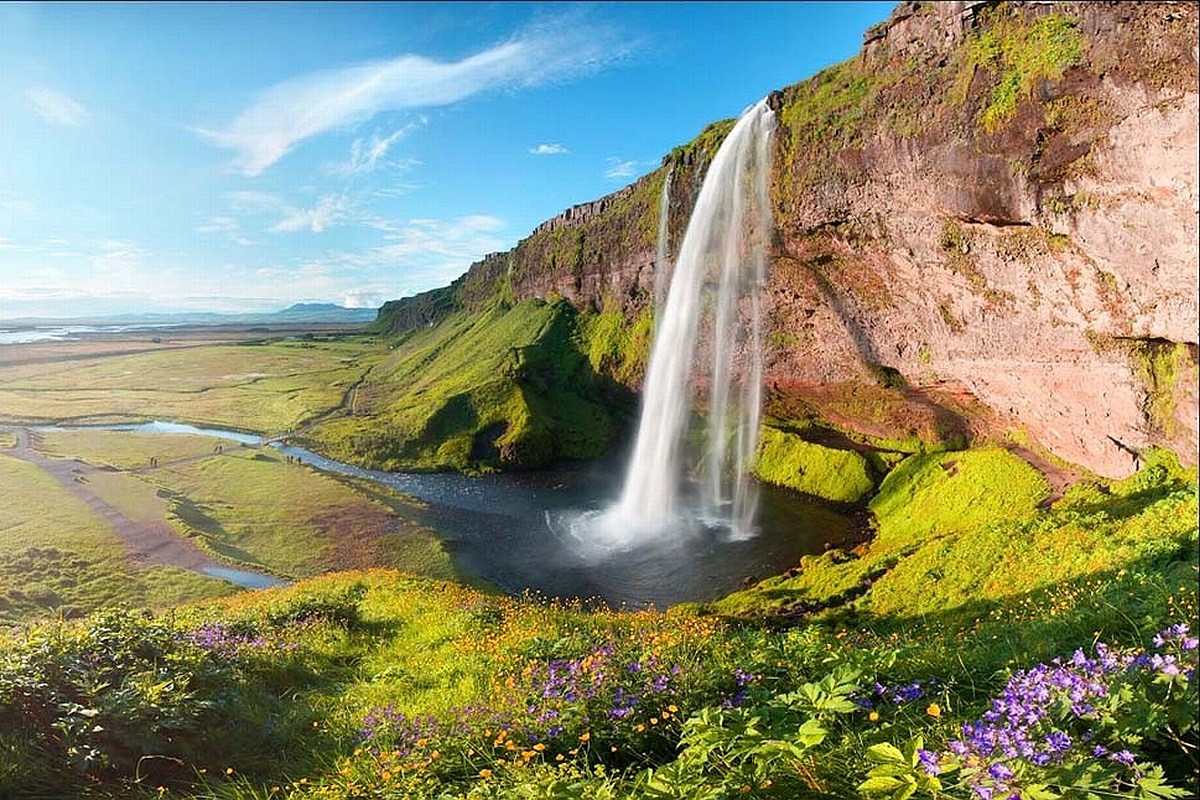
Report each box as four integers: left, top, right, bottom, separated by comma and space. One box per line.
378, 1, 1199, 479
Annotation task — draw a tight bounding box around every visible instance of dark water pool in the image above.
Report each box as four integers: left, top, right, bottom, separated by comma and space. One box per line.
42, 422, 856, 608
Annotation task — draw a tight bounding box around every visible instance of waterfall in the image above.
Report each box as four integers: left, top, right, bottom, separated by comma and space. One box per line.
653, 166, 673, 312
604, 99, 775, 543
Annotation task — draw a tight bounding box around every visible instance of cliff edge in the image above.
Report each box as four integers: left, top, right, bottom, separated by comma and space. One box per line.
375, 1, 1199, 479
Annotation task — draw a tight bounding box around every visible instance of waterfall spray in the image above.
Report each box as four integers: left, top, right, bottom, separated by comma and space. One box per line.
603, 99, 775, 543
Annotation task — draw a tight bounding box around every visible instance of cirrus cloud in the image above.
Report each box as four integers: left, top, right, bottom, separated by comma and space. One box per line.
197, 15, 635, 176
28, 88, 89, 126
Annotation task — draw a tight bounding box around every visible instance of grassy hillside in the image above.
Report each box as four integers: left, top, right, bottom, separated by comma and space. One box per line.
304, 299, 635, 472
0, 447, 1193, 799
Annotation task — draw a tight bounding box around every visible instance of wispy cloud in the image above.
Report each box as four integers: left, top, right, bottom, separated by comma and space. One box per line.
530, 143, 568, 155
197, 15, 634, 175
329, 119, 426, 176
90, 239, 146, 277
196, 216, 240, 235
197, 215, 256, 246
271, 194, 351, 233
28, 88, 89, 126
605, 157, 640, 180
226, 190, 284, 211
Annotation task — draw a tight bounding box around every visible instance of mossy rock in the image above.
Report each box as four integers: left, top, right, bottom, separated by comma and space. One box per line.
753, 427, 875, 504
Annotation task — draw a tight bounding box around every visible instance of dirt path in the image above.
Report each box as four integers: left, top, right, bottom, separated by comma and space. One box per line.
8, 427, 272, 582
1003, 442, 1085, 506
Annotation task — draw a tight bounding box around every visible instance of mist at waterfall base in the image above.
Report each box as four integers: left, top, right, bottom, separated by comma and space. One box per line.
553, 99, 777, 556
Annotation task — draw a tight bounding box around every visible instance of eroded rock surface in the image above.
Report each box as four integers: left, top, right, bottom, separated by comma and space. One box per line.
378, 1, 1199, 479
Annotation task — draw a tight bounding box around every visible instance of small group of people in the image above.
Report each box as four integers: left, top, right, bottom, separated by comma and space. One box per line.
285, 454, 303, 466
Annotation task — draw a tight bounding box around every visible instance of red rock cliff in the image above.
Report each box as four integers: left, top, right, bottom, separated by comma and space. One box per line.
379, 1, 1199, 479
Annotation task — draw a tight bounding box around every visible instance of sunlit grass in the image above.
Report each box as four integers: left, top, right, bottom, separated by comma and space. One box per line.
0, 340, 385, 433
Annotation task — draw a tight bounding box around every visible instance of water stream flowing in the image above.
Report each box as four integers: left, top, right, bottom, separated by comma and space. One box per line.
600, 100, 775, 545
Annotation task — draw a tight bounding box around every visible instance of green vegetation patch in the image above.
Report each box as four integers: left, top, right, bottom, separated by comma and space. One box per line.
576, 303, 655, 386
869, 446, 1049, 551
147, 447, 453, 579
0, 453, 230, 622
753, 425, 875, 504
37, 429, 242, 470
0, 340, 382, 434
307, 299, 632, 472
713, 448, 1196, 665
961, 12, 1085, 131
0, 553, 1193, 799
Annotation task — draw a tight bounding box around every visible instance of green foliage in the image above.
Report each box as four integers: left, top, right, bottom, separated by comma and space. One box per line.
869, 447, 1049, 551
576, 304, 655, 387
306, 299, 632, 472
964, 13, 1085, 131
1130, 341, 1192, 438
753, 426, 876, 504
0, 551, 1194, 800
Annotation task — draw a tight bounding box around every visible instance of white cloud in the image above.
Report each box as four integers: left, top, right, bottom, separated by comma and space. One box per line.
91, 239, 146, 277
0, 237, 14, 250
226, 190, 284, 211
196, 215, 240, 234
329, 120, 426, 176
342, 288, 386, 308
197, 216, 257, 246
372, 214, 506, 261
0, 196, 35, 215
270, 194, 350, 233
197, 16, 634, 175
530, 143, 568, 155
28, 88, 89, 126
605, 157, 639, 180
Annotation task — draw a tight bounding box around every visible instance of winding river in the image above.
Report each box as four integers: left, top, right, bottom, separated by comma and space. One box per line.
45, 421, 856, 608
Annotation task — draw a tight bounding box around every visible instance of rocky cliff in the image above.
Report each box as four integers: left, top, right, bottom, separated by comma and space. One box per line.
376, 1, 1199, 479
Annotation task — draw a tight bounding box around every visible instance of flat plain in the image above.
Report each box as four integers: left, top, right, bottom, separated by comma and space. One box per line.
0, 328, 453, 624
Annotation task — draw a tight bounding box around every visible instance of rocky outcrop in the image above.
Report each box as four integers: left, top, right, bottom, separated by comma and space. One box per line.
378, 1, 1199, 479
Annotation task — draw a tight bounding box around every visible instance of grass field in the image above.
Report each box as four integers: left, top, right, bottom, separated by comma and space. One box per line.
0, 452, 232, 623
0, 424, 456, 624
0, 339, 385, 434
35, 428, 456, 578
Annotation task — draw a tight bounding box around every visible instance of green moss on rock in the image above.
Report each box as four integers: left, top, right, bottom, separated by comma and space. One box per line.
869, 446, 1050, 551
753, 426, 875, 504
963, 12, 1085, 131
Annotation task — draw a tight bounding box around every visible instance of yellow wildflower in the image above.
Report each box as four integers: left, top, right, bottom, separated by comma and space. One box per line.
927, 703, 941, 718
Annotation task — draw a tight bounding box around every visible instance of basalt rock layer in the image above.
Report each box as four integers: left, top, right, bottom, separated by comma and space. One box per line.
375, 1, 1199, 479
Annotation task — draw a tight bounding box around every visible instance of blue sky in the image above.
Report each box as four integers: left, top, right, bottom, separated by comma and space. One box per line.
0, 2, 893, 319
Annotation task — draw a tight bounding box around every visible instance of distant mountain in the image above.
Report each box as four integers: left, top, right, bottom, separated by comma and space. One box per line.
271, 303, 378, 323
1, 303, 378, 328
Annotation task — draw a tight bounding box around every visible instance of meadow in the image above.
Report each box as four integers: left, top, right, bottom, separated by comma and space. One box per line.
0, 428, 1194, 798
0, 335, 385, 435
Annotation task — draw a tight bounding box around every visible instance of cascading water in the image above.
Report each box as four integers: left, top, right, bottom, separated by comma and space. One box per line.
653, 166, 674, 312
599, 99, 775, 545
